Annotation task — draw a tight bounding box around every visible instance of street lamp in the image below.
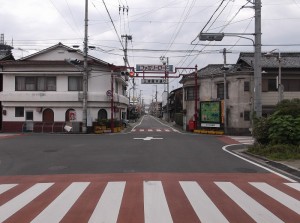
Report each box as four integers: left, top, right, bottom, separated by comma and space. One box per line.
265, 49, 283, 102
198, 32, 262, 118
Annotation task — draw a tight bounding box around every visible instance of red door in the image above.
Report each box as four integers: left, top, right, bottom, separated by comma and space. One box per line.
43, 109, 54, 123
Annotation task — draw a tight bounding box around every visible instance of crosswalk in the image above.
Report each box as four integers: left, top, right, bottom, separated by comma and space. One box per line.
227, 136, 255, 145
0, 179, 299, 222
131, 128, 179, 133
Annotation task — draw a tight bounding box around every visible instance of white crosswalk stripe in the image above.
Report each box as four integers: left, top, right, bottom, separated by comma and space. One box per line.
32, 182, 90, 223
216, 182, 284, 223
132, 128, 177, 133
0, 180, 299, 222
180, 181, 229, 223
228, 136, 255, 145
144, 181, 173, 223
89, 182, 126, 223
285, 183, 300, 192
0, 183, 54, 222
251, 182, 300, 215
0, 184, 17, 195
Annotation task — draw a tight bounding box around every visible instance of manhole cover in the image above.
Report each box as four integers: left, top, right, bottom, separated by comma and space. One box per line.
48, 165, 67, 171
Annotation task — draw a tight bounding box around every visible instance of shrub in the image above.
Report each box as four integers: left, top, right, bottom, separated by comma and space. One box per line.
268, 115, 300, 145
252, 99, 300, 146
252, 116, 270, 145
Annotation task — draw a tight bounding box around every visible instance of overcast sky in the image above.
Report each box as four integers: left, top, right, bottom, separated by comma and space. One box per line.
1, 0, 300, 103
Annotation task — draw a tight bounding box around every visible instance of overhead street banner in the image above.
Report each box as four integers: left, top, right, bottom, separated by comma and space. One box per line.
136, 64, 173, 72
141, 79, 167, 84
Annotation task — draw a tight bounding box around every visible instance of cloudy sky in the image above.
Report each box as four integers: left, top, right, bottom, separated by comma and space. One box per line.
1, 0, 300, 103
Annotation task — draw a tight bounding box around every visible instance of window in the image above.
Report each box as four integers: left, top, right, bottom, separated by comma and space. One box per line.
244, 111, 250, 121
37, 77, 56, 91
268, 79, 277, 91
115, 80, 119, 94
184, 87, 196, 101
15, 107, 24, 117
244, 81, 250, 92
16, 76, 56, 91
217, 83, 229, 99
68, 76, 83, 91
282, 79, 300, 91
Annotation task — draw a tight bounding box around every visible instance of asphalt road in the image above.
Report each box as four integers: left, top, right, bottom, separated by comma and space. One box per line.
0, 115, 267, 176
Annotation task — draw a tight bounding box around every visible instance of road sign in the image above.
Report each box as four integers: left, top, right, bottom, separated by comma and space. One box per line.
106, 90, 112, 97
141, 79, 167, 84
136, 64, 173, 72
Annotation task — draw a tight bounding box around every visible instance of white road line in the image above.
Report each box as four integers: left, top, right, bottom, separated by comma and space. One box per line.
149, 115, 182, 134
180, 181, 229, 223
148, 129, 153, 132
165, 129, 170, 132
285, 183, 300, 192
0, 184, 18, 195
250, 182, 300, 215
140, 129, 145, 132
215, 182, 284, 223
222, 144, 297, 183
0, 183, 53, 222
88, 182, 126, 223
131, 129, 136, 132
32, 182, 90, 223
144, 181, 173, 223
156, 129, 162, 132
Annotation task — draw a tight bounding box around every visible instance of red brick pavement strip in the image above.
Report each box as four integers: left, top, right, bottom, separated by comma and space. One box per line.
217, 135, 241, 145
0, 172, 290, 185
0, 133, 24, 139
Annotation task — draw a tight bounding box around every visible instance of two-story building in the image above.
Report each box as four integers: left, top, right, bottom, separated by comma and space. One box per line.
180, 52, 300, 135
0, 43, 129, 132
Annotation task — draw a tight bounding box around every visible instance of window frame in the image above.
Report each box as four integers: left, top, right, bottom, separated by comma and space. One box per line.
68, 76, 83, 91
15, 107, 24, 117
15, 76, 56, 91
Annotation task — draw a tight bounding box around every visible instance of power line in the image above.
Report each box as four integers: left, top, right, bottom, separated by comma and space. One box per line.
102, 0, 125, 50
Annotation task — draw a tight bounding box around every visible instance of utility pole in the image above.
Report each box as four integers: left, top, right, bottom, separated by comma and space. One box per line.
121, 34, 132, 67
155, 85, 158, 117
160, 56, 170, 122
82, 0, 88, 133
254, 0, 262, 117
222, 48, 228, 134
121, 34, 134, 113
166, 57, 170, 122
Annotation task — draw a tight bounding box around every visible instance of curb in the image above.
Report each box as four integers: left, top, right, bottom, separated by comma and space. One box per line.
232, 147, 300, 181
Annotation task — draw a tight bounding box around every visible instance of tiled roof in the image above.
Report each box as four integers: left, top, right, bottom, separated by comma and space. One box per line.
238, 52, 300, 68
198, 64, 225, 76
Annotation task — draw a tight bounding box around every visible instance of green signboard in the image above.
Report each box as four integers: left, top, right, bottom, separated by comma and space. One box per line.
200, 101, 221, 127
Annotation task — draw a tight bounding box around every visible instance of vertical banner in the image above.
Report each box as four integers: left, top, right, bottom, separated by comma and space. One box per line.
69, 110, 77, 121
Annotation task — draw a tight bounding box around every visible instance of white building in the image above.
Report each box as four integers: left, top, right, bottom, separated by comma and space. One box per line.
180, 52, 300, 135
0, 43, 129, 132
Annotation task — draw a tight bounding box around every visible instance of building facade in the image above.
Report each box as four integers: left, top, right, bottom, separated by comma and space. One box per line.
0, 43, 129, 132
181, 52, 300, 135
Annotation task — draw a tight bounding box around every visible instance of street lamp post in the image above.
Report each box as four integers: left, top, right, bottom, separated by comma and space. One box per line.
265, 49, 283, 102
